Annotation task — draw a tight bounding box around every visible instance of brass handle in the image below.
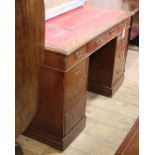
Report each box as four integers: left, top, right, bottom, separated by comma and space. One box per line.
72, 113, 81, 120
116, 70, 121, 75
75, 50, 82, 59
74, 70, 81, 76
118, 55, 121, 59
116, 71, 120, 75
73, 90, 80, 97
96, 38, 102, 46
109, 29, 115, 36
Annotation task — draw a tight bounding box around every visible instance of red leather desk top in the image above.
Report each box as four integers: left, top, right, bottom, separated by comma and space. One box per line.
45, 6, 130, 55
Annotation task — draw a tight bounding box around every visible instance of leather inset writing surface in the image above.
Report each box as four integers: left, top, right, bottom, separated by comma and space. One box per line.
45, 6, 130, 54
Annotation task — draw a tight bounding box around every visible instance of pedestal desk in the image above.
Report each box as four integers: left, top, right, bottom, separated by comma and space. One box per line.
24, 6, 132, 150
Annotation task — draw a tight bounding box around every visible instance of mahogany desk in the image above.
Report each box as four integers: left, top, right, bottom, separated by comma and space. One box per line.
24, 6, 131, 150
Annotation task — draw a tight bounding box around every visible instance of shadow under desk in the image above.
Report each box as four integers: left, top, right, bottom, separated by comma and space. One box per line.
24, 6, 132, 150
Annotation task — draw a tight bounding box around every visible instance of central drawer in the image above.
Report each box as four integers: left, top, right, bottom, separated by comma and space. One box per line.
88, 18, 131, 54
88, 23, 123, 53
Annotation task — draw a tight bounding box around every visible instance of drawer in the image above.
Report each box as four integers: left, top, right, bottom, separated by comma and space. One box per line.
44, 46, 88, 71
88, 23, 123, 53
113, 60, 125, 83
65, 45, 88, 70
116, 29, 129, 53
115, 50, 125, 65
64, 79, 87, 113
64, 59, 88, 89
64, 100, 85, 134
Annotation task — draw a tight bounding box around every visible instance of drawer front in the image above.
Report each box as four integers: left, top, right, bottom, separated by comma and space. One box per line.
115, 49, 125, 65
44, 50, 65, 70
44, 46, 88, 71
64, 79, 87, 113
113, 59, 125, 83
64, 100, 85, 134
64, 59, 88, 89
116, 29, 129, 53
88, 23, 123, 53
65, 45, 88, 70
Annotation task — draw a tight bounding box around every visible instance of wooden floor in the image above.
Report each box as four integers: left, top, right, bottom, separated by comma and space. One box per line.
17, 46, 139, 155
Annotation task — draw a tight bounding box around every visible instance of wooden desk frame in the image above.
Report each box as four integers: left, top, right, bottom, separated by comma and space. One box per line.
24, 8, 132, 150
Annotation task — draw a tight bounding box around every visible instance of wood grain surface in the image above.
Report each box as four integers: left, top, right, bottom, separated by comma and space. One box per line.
17, 48, 139, 155
15, 0, 45, 138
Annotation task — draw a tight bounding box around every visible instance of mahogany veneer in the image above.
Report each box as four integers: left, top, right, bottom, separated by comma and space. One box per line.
24, 6, 132, 150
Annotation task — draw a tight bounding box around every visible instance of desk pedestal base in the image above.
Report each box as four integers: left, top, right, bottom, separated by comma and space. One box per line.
88, 38, 126, 97
24, 117, 86, 151
88, 76, 124, 97
15, 143, 23, 155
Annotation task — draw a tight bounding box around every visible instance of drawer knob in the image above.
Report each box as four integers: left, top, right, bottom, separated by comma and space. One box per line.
116, 70, 121, 75
118, 55, 121, 59
75, 50, 82, 59
109, 29, 115, 36
73, 90, 80, 97
121, 38, 125, 42
72, 113, 81, 120
74, 71, 81, 76
96, 38, 102, 46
